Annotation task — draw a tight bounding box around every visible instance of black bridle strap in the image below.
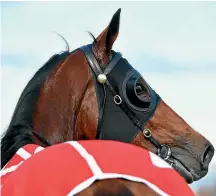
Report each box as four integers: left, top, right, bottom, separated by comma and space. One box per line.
96, 84, 107, 139
81, 45, 103, 75
80, 45, 122, 99
148, 136, 162, 150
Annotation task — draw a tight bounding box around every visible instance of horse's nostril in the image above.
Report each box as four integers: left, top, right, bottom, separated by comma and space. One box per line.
202, 145, 215, 169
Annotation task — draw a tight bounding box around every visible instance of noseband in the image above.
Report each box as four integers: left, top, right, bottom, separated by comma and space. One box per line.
33, 44, 172, 163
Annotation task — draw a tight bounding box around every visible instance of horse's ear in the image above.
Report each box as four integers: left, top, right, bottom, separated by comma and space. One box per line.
93, 8, 121, 65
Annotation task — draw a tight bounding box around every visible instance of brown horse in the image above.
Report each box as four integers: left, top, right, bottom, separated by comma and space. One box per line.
1, 8, 214, 195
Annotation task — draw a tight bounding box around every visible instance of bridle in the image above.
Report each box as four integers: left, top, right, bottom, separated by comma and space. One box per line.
80, 44, 172, 163
32, 44, 173, 164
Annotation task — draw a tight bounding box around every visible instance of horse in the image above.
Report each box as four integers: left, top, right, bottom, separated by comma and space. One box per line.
1, 8, 214, 195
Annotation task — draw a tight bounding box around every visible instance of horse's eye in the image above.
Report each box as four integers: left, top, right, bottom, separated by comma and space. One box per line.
135, 85, 145, 95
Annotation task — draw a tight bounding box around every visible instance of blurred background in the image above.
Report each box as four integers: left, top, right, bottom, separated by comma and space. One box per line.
1, 1, 216, 195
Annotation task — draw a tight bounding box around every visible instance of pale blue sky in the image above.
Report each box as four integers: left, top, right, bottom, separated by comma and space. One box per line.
1, 1, 216, 192
2, 1, 216, 73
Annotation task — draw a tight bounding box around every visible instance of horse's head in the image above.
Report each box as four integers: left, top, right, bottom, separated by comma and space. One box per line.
2, 9, 214, 184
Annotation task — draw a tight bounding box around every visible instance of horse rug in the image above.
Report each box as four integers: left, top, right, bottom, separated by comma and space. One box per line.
1, 140, 194, 196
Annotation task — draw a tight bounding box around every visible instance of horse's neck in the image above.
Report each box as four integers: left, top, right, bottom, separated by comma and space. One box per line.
76, 179, 159, 196
33, 51, 91, 144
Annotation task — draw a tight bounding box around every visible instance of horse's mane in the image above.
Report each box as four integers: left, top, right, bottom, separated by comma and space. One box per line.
1, 51, 71, 169
1, 33, 96, 169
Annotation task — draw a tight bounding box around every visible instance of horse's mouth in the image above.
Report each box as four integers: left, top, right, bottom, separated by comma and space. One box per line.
168, 157, 194, 184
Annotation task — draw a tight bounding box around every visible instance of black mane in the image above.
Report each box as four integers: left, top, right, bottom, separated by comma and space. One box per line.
1, 51, 70, 169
